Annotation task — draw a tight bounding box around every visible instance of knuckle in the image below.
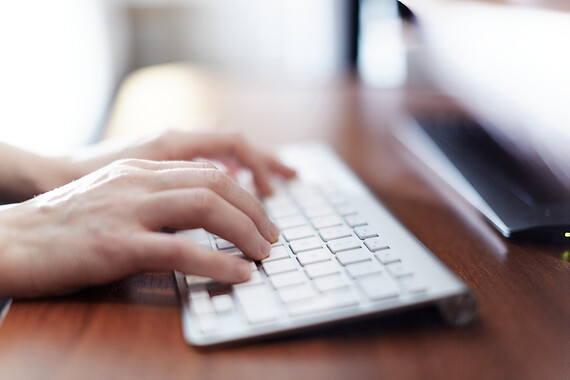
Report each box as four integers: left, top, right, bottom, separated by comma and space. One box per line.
202, 168, 228, 192
251, 198, 268, 222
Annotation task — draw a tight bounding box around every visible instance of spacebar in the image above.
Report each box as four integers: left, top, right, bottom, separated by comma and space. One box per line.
286, 290, 359, 317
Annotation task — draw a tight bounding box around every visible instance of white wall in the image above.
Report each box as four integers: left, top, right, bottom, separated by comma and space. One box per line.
127, 0, 350, 80
0, 0, 131, 154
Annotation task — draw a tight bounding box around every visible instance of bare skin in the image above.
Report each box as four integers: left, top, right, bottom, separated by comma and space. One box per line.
0, 131, 295, 298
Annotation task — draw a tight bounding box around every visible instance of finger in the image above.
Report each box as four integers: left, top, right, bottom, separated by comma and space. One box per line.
134, 233, 252, 283
265, 154, 297, 178
146, 167, 279, 243
114, 158, 217, 171
185, 134, 276, 196
139, 188, 272, 260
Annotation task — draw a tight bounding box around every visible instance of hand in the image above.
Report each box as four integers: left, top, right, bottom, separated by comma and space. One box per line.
0, 159, 280, 298
58, 131, 296, 196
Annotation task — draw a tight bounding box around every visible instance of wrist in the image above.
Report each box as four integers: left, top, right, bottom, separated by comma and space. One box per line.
26, 155, 74, 195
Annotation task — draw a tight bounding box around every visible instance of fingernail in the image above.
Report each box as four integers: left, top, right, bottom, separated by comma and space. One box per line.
259, 239, 271, 259
236, 261, 252, 282
269, 222, 281, 242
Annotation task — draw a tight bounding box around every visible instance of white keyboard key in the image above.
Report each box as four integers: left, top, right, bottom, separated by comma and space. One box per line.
278, 284, 315, 303
211, 294, 234, 314
188, 287, 209, 300
357, 273, 400, 300
319, 225, 352, 241
354, 226, 378, 240
311, 215, 343, 229
235, 286, 279, 324
364, 237, 390, 252
346, 260, 383, 278
261, 245, 289, 263
399, 275, 427, 293
313, 274, 350, 292
276, 215, 307, 229
290, 237, 322, 253
335, 203, 357, 216
222, 247, 241, 255
185, 275, 214, 286
233, 270, 264, 288
282, 225, 315, 241
336, 248, 371, 265
303, 204, 335, 218
286, 289, 359, 317
345, 215, 367, 228
386, 261, 414, 278
263, 258, 297, 275
178, 228, 210, 242
215, 238, 235, 250
304, 261, 340, 278
269, 206, 301, 218
297, 248, 331, 266
375, 249, 401, 264
270, 271, 306, 288
327, 236, 361, 253
197, 315, 219, 333
191, 297, 215, 315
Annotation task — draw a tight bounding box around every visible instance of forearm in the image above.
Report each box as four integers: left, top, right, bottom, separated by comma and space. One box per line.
0, 142, 72, 200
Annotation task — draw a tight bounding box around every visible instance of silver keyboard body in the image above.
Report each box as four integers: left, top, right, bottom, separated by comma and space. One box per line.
175, 142, 476, 346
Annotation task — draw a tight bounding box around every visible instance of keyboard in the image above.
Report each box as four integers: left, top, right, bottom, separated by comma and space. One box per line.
175, 142, 477, 346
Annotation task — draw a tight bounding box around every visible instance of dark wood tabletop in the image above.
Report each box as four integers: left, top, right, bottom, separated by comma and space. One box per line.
0, 66, 568, 380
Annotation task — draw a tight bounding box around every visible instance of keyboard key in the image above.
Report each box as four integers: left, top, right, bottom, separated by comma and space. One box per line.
346, 261, 383, 278
327, 236, 361, 253
386, 261, 414, 278
186, 275, 214, 286
188, 286, 209, 300
399, 275, 427, 293
353, 226, 378, 240
235, 286, 279, 324
261, 245, 290, 263
364, 237, 390, 252
270, 206, 301, 219
336, 203, 357, 216
282, 225, 315, 241
191, 297, 215, 315
336, 248, 371, 265
311, 215, 343, 229
313, 274, 350, 292
345, 214, 367, 227
303, 204, 335, 218
263, 258, 297, 275
304, 261, 340, 278
286, 289, 359, 317
297, 248, 331, 266
319, 225, 352, 241
290, 237, 322, 253
275, 215, 307, 229
278, 284, 315, 303
215, 238, 235, 250
197, 315, 219, 333
357, 273, 400, 300
375, 249, 401, 264
269, 271, 306, 288
233, 270, 264, 288
211, 294, 234, 313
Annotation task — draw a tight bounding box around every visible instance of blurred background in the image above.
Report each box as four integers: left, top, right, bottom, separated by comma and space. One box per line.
0, 0, 409, 154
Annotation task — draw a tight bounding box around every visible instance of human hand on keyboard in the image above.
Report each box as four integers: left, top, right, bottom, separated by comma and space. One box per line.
32, 131, 296, 198
0, 157, 286, 298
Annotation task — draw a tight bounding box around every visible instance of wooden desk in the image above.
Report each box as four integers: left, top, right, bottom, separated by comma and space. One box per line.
0, 66, 568, 379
